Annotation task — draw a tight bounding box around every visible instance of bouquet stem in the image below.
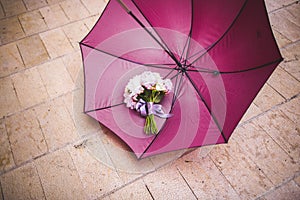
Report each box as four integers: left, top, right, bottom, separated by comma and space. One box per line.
144, 114, 158, 135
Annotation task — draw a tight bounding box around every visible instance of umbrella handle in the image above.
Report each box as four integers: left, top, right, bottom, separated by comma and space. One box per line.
117, 0, 130, 13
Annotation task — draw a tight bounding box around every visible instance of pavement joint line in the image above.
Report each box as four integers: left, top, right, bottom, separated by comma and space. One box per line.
177, 166, 199, 200
0, 11, 101, 47
268, 0, 300, 14
238, 93, 300, 127
0, 48, 80, 79
0, 130, 99, 176
0, 86, 82, 120
254, 171, 300, 200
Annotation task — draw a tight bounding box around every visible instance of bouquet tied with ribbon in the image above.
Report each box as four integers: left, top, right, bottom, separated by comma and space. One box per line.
124, 71, 173, 134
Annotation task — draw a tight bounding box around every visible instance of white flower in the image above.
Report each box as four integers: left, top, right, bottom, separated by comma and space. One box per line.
163, 79, 173, 93
123, 71, 172, 108
155, 81, 166, 91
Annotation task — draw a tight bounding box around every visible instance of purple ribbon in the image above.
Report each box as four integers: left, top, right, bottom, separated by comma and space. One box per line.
135, 99, 173, 118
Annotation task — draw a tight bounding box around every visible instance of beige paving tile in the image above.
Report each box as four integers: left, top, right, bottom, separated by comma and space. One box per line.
63, 21, 89, 50
240, 103, 262, 123
143, 163, 197, 200
175, 151, 240, 199
5, 109, 48, 165
269, 4, 300, 42
0, 119, 15, 173
295, 175, 300, 186
23, 0, 48, 10
68, 139, 122, 199
17, 34, 49, 67
265, 0, 295, 12
100, 196, 111, 200
40, 28, 74, 58
83, 15, 99, 30
40, 4, 69, 29
35, 149, 86, 200
86, 127, 148, 184
109, 179, 152, 200
0, 42, 24, 77
262, 180, 300, 200
284, 3, 300, 26
254, 83, 285, 112
273, 29, 292, 48
280, 41, 300, 81
12, 67, 49, 109
235, 122, 299, 185
254, 108, 300, 161
101, 132, 156, 175
0, 0, 26, 17
0, 163, 46, 200
267, 67, 300, 99
0, 183, 2, 200
19, 10, 48, 36
38, 58, 74, 98
62, 51, 82, 84
92, 129, 142, 184
0, 77, 21, 118
60, 0, 90, 21
0, 17, 25, 44
0, 4, 4, 19
62, 90, 100, 137
209, 137, 273, 200
81, 0, 106, 15
34, 97, 78, 150
116, 169, 144, 186
279, 96, 300, 125
47, 0, 64, 4
150, 149, 186, 169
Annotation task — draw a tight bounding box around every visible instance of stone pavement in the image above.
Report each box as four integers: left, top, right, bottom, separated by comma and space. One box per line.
0, 0, 299, 199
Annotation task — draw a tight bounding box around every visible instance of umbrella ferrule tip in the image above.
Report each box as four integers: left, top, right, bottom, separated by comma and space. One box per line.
213, 71, 220, 75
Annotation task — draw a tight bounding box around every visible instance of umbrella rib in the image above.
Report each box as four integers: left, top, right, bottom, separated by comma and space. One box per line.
171, 73, 184, 109
80, 43, 174, 70
85, 102, 125, 113
163, 68, 177, 79
171, 72, 180, 108
140, 72, 183, 159
218, 58, 284, 74
179, 0, 193, 63
187, 58, 283, 74
184, 72, 228, 143
183, 0, 194, 66
130, 0, 182, 67
187, 0, 249, 66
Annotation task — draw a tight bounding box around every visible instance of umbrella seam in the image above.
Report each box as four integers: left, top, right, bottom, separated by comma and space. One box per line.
130, 0, 182, 67
187, 58, 284, 74
80, 43, 175, 70
187, 0, 249, 66
85, 102, 125, 113
183, 0, 195, 66
184, 72, 227, 143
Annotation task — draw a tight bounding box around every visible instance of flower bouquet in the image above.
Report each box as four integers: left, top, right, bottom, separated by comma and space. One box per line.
124, 71, 173, 134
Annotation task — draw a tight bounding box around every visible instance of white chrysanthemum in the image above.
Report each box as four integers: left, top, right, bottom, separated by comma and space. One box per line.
126, 75, 141, 93
124, 96, 136, 109
155, 80, 166, 91
124, 71, 172, 108
163, 79, 173, 92
140, 71, 162, 89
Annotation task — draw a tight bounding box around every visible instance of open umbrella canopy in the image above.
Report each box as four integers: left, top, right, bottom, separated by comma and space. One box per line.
80, 0, 283, 159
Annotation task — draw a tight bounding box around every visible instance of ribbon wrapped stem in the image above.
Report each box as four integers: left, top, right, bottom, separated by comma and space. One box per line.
136, 99, 173, 134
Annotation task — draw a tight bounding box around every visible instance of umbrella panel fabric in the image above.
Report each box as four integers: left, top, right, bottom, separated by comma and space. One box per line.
80, 0, 283, 158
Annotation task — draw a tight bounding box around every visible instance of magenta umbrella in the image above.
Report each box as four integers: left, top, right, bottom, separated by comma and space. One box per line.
80, 0, 282, 159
